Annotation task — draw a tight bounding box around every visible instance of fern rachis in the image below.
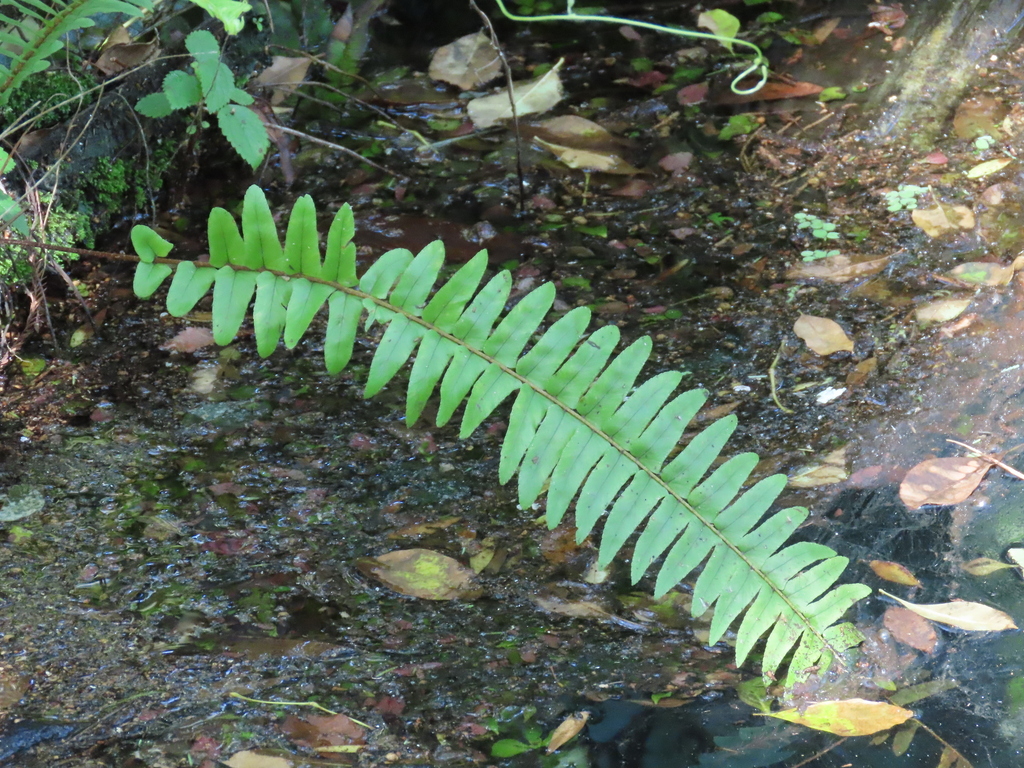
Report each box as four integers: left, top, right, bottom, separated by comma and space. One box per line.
131, 185, 871, 681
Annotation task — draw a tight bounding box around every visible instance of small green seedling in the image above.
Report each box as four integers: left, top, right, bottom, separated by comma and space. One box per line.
801, 249, 842, 261
974, 135, 996, 151
883, 184, 928, 212
135, 30, 269, 169
794, 212, 840, 240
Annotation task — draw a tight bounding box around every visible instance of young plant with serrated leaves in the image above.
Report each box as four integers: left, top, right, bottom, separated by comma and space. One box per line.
131, 186, 871, 684
135, 30, 269, 169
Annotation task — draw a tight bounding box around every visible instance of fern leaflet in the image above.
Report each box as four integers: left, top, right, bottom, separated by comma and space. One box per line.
0, 0, 153, 107
131, 185, 871, 681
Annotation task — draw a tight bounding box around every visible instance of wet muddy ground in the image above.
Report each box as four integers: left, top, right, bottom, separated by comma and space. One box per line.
9, 1, 1024, 766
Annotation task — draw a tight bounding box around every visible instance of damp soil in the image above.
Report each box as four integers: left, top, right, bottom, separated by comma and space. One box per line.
9, 2, 1024, 766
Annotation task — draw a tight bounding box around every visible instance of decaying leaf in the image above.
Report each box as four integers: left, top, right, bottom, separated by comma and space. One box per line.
793, 314, 854, 355
961, 557, 1017, 576
254, 56, 313, 105
162, 326, 216, 353
899, 457, 991, 509
533, 115, 619, 150
880, 589, 1018, 632
965, 157, 1013, 179
883, 606, 938, 654
769, 699, 914, 736
225, 752, 292, 768
915, 299, 971, 325
429, 31, 502, 91
891, 720, 921, 756
535, 137, 640, 174
912, 201, 975, 237
467, 60, 564, 128
846, 356, 878, 388
786, 254, 889, 282
1005, 546, 1024, 574
546, 712, 590, 753
789, 447, 849, 488
356, 549, 483, 600
869, 560, 922, 587
947, 261, 1014, 286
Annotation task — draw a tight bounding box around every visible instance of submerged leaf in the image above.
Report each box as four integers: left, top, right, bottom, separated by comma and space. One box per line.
467, 60, 565, 128
357, 549, 483, 600
899, 457, 990, 509
769, 699, 913, 736
880, 590, 1017, 632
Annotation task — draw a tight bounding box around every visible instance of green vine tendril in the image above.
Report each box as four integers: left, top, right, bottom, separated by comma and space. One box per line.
490, 0, 769, 95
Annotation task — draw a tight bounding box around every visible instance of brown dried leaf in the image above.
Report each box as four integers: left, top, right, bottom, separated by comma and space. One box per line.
869, 560, 922, 587
162, 326, 215, 353
793, 314, 854, 355
467, 61, 564, 128
883, 606, 938, 654
787, 254, 890, 283
547, 712, 590, 753
429, 32, 502, 91
846, 356, 878, 388
254, 56, 313, 105
912, 202, 975, 237
880, 589, 1018, 632
535, 137, 640, 174
769, 699, 914, 736
899, 457, 991, 509
713, 80, 823, 105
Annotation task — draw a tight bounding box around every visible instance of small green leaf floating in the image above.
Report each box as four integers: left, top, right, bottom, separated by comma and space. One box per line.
130, 185, 871, 683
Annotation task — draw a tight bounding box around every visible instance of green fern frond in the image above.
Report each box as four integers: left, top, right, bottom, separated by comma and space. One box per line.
0, 0, 153, 107
131, 185, 871, 681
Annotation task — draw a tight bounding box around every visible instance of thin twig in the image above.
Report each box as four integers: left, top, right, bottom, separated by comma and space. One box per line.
469, 0, 527, 213
946, 439, 1024, 481
270, 124, 404, 180
769, 341, 794, 414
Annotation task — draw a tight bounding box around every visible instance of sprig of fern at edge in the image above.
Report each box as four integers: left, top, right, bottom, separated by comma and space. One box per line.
130, 185, 871, 682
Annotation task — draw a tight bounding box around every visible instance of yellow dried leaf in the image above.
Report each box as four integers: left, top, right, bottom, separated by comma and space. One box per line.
357, 549, 483, 600
769, 699, 914, 736
535, 137, 640, 175
869, 560, 922, 587
912, 202, 975, 237
793, 314, 854, 355
965, 157, 1012, 178
899, 457, 991, 509
880, 589, 1018, 632
947, 261, 1013, 286
546, 712, 590, 753
961, 557, 1017, 576
915, 299, 971, 325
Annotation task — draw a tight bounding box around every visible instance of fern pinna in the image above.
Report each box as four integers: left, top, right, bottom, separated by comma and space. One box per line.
0, 0, 153, 107
132, 185, 871, 681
